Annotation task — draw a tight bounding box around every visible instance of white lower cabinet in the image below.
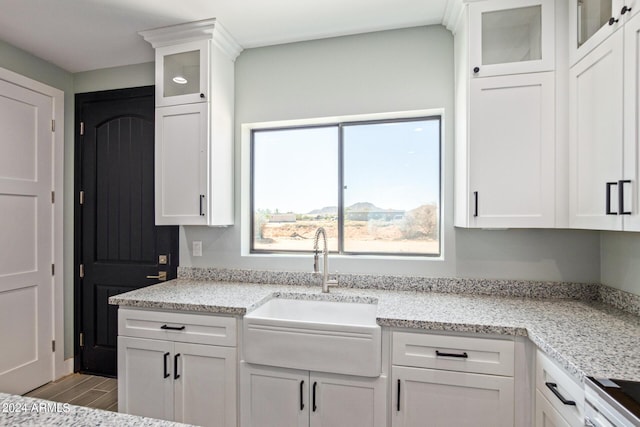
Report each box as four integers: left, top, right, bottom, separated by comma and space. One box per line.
241, 363, 386, 427
117, 309, 237, 427
534, 350, 584, 427
536, 390, 571, 427
391, 366, 514, 427
391, 331, 515, 427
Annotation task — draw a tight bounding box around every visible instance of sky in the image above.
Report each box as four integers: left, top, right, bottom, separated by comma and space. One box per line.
252, 119, 440, 214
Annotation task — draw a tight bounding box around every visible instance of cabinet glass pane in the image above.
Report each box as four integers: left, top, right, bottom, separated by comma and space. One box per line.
482, 6, 542, 65
577, 0, 612, 47
163, 50, 200, 98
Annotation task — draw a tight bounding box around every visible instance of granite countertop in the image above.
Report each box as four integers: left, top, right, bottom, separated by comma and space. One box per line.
0, 392, 189, 426
109, 279, 640, 383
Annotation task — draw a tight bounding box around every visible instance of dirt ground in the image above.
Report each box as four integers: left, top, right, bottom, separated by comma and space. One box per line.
255, 219, 439, 254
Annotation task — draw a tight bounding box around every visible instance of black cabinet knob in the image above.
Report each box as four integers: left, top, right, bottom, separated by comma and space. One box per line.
609, 16, 619, 25
621, 5, 632, 14
473, 67, 480, 74
200, 93, 205, 98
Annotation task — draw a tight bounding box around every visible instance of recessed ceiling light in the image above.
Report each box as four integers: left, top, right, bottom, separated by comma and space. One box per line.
414, 127, 423, 132
173, 76, 188, 84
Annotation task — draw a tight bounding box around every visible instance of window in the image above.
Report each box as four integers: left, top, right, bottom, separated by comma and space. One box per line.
251, 117, 441, 256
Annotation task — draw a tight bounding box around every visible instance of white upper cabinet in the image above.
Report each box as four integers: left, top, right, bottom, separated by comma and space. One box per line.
569, 10, 640, 231
140, 19, 241, 226
468, 72, 556, 228
622, 11, 640, 230
569, 31, 624, 230
156, 40, 209, 107
570, 0, 639, 65
469, 0, 556, 77
454, 0, 558, 228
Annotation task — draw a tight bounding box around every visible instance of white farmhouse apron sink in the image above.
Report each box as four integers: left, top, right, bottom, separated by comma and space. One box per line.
243, 298, 382, 377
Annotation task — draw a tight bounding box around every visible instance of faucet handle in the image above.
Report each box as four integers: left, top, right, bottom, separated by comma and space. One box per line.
326, 278, 338, 287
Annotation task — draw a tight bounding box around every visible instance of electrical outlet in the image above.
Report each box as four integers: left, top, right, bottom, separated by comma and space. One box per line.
192, 241, 202, 257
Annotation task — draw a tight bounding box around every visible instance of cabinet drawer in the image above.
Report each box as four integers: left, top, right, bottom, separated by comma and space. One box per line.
118, 308, 236, 347
392, 331, 514, 376
536, 350, 584, 426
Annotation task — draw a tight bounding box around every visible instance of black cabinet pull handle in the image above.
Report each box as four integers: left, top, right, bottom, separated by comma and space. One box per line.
397, 379, 401, 412
473, 66, 480, 74
606, 182, 619, 215
199, 194, 205, 216
473, 191, 478, 217
619, 180, 632, 215
300, 380, 305, 411
436, 350, 469, 358
160, 324, 186, 331
609, 16, 619, 25
621, 5, 632, 14
312, 381, 318, 412
200, 93, 205, 98
545, 382, 576, 406
174, 353, 181, 379
163, 352, 170, 378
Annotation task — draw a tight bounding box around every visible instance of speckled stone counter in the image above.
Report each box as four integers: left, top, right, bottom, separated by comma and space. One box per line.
0, 392, 188, 426
109, 279, 640, 383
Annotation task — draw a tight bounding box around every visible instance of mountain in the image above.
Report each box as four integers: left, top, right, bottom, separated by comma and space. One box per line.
346, 202, 402, 212
307, 202, 405, 215
307, 206, 338, 215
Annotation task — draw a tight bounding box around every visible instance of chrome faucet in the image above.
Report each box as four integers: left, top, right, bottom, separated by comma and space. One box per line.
313, 227, 338, 293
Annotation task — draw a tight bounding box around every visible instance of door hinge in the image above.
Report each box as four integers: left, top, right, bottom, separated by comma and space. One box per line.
51, 119, 55, 132
51, 264, 55, 276
79, 333, 84, 348
80, 121, 84, 136
51, 191, 55, 204
79, 264, 85, 278
52, 340, 56, 352
79, 191, 84, 205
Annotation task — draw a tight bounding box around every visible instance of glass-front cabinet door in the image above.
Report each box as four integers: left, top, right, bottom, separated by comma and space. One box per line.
156, 40, 209, 107
570, 0, 638, 65
469, 0, 555, 77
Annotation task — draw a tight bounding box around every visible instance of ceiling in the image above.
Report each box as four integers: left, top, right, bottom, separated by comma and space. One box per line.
0, 0, 453, 73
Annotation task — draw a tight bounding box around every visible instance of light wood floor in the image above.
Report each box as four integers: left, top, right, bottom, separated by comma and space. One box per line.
24, 374, 118, 412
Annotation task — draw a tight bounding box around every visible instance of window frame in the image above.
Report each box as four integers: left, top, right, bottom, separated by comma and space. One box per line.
246, 112, 443, 258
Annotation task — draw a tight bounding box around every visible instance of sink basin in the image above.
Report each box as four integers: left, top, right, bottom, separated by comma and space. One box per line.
243, 298, 381, 377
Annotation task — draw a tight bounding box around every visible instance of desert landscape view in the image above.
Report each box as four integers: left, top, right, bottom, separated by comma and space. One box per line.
254, 202, 439, 254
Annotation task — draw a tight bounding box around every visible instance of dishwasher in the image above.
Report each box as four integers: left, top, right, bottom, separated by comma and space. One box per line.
584, 377, 640, 427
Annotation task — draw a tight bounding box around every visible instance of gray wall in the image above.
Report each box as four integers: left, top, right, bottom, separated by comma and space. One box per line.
74, 62, 154, 93
0, 40, 76, 359
176, 26, 601, 283
601, 232, 640, 296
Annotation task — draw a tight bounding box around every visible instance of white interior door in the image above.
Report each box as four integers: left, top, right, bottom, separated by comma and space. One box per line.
0, 77, 54, 394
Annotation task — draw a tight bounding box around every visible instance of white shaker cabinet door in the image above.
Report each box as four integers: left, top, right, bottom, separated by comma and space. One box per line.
309, 373, 386, 427
622, 12, 640, 230
569, 30, 624, 230
155, 103, 208, 225
391, 366, 514, 427
468, 72, 555, 228
241, 364, 309, 427
117, 336, 174, 420
535, 390, 572, 427
174, 343, 237, 427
